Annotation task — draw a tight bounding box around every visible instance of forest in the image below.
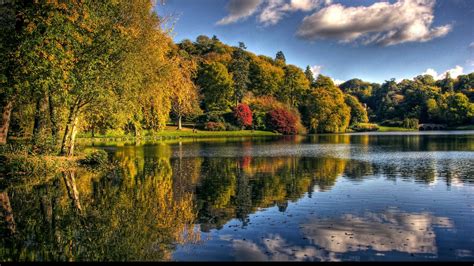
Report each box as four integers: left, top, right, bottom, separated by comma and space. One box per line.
1, 0, 474, 157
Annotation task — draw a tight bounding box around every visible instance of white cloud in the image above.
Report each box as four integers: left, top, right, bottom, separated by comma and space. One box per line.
469, 42, 474, 49
259, 0, 331, 26
332, 78, 345, 85
217, 0, 263, 25
422, 65, 464, 80
297, 0, 452, 46
310, 65, 323, 77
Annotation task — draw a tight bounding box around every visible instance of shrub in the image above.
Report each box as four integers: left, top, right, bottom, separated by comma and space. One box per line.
245, 95, 306, 133
265, 108, 298, 135
380, 120, 404, 127
225, 123, 240, 131
253, 111, 267, 130
204, 122, 226, 131
402, 118, 419, 129
352, 123, 379, 132
80, 149, 109, 166
233, 103, 253, 128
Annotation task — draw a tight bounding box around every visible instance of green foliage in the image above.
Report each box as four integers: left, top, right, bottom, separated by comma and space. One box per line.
229, 42, 250, 105
197, 62, 234, 112
80, 149, 109, 166
352, 123, 379, 132
402, 118, 419, 129
306, 76, 351, 133
345, 95, 369, 126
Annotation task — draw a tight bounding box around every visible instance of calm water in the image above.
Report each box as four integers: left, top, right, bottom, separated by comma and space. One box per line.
1, 132, 474, 261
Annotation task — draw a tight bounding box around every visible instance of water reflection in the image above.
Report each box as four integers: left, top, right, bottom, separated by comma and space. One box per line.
301, 209, 453, 256
229, 209, 454, 261
1, 132, 474, 261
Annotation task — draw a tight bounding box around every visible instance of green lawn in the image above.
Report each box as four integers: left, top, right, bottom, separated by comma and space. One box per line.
77, 126, 280, 140
452, 125, 474, 130
377, 126, 418, 132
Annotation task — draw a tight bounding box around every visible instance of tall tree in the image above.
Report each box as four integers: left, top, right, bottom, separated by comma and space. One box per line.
281, 65, 310, 107
305, 75, 351, 133
275, 51, 286, 66
229, 42, 250, 106
170, 50, 201, 130
197, 62, 234, 112
304, 66, 315, 85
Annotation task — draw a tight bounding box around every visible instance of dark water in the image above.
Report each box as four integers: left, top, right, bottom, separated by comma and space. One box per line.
1, 132, 474, 261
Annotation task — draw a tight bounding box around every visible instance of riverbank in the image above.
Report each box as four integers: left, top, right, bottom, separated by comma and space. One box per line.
77, 127, 280, 140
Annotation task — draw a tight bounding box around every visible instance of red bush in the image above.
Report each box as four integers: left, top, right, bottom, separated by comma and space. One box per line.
265, 108, 298, 135
233, 103, 253, 128
204, 122, 226, 131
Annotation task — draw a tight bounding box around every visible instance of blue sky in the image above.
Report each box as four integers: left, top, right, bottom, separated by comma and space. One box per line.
158, 0, 474, 83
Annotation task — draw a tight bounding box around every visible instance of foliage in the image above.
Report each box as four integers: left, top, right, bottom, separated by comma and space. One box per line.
352, 123, 379, 132
402, 118, 419, 129
345, 95, 369, 126
197, 62, 234, 112
80, 149, 109, 166
265, 108, 298, 135
204, 122, 226, 131
306, 75, 351, 133
233, 103, 253, 128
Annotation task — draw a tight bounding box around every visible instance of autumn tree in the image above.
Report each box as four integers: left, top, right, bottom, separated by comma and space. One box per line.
305, 75, 351, 133
170, 50, 201, 130
280, 65, 310, 107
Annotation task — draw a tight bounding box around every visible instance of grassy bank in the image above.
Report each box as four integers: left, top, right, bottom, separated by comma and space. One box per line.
452, 125, 474, 130
78, 126, 280, 140
377, 126, 418, 132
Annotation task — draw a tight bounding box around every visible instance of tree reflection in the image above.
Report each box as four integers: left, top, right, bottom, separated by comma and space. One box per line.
1, 144, 198, 261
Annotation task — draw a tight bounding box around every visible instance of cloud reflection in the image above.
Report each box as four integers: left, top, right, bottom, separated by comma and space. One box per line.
301, 209, 453, 255
230, 209, 454, 261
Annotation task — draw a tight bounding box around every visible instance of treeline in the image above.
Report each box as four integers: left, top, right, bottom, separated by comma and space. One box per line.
1, 1, 474, 156
0, 0, 198, 155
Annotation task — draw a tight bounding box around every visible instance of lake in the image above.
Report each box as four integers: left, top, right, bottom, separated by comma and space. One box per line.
1, 131, 474, 261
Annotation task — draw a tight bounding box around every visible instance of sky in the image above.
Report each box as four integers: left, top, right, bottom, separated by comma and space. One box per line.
157, 0, 474, 84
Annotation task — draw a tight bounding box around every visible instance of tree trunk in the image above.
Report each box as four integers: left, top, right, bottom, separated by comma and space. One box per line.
0, 100, 13, 145
178, 115, 182, 130
0, 191, 16, 236
60, 104, 78, 156
32, 94, 50, 146
62, 171, 82, 213
67, 115, 79, 157
48, 93, 58, 145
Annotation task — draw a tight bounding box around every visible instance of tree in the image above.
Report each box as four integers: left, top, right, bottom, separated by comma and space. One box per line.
437, 72, 454, 93
266, 108, 298, 135
229, 42, 250, 106
248, 57, 284, 96
304, 66, 315, 85
305, 75, 351, 133
345, 95, 369, 126
275, 51, 286, 66
280, 65, 310, 107
170, 51, 201, 130
438, 93, 474, 126
197, 62, 234, 112
233, 103, 253, 128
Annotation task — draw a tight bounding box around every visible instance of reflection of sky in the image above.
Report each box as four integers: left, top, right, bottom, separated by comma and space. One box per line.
301, 210, 453, 255
227, 210, 454, 261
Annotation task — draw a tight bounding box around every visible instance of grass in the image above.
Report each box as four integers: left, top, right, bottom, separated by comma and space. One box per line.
77, 126, 280, 139
452, 125, 474, 130
377, 126, 418, 132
